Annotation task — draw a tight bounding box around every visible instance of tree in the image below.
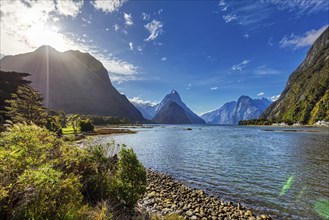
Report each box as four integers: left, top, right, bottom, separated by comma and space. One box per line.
5, 85, 47, 126
0, 71, 30, 121
68, 114, 81, 136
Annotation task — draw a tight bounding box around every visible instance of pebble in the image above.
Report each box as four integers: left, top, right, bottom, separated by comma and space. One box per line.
137, 169, 273, 220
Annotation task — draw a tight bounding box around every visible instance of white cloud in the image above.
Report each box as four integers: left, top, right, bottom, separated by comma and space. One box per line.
270, 94, 280, 102
129, 97, 158, 106
124, 13, 133, 26
82, 17, 91, 24
136, 45, 143, 53
257, 92, 265, 96
243, 33, 249, 39
142, 12, 150, 20
129, 42, 134, 51
92, 0, 127, 13
211, 87, 219, 90
232, 59, 250, 71
161, 57, 167, 61
144, 20, 163, 41
220, 1, 328, 29
113, 24, 120, 32
56, 0, 83, 17
223, 14, 237, 23
0, 0, 138, 83
279, 25, 328, 49
158, 9, 163, 14
186, 83, 192, 90
254, 65, 281, 75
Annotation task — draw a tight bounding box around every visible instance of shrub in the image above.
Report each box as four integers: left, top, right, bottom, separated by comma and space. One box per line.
0, 123, 83, 219
80, 118, 94, 132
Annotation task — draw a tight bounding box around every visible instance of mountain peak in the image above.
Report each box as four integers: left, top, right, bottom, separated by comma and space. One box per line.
35, 45, 57, 52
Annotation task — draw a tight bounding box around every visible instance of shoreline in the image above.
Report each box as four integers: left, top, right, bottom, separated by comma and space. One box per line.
138, 169, 273, 220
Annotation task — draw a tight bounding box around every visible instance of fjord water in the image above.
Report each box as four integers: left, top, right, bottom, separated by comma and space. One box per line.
94, 125, 329, 219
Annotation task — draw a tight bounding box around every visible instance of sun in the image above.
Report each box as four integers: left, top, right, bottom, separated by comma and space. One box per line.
25, 24, 72, 52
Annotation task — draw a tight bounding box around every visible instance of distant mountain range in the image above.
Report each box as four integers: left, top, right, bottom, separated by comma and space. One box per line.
261, 27, 329, 124
132, 90, 205, 124
201, 96, 271, 124
0, 45, 145, 122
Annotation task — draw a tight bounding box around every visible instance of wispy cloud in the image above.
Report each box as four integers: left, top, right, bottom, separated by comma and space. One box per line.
270, 94, 280, 102
57, 0, 83, 17
124, 13, 133, 26
129, 97, 158, 106
144, 20, 163, 41
142, 12, 150, 20
92, 0, 127, 13
211, 87, 219, 90
279, 25, 328, 49
0, 0, 138, 83
257, 92, 265, 96
113, 24, 120, 32
254, 65, 281, 75
219, 1, 328, 28
243, 33, 249, 39
129, 42, 134, 51
223, 14, 237, 23
186, 83, 192, 90
232, 60, 250, 71
161, 57, 167, 61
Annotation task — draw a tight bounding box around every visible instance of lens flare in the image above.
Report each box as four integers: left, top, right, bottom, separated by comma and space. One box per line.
280, 175, 295, 196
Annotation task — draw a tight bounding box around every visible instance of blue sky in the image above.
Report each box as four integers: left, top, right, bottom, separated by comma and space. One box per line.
1, 0, 328, 114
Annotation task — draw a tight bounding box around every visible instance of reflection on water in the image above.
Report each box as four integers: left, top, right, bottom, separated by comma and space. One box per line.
92, 125, 329, 219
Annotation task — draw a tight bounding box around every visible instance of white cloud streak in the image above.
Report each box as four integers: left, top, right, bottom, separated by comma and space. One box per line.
270, 94, 280, 101
124, 13, 133, 26
257, 92, 265, 96
279, 25, 328, 49
129, 97, 158, 106
223, 14, 237, 23
161, 57, 167, 61
144, 20, 163, 41
232, 60, 250, 71
254, 65, 281, 75
211, 87, 219, 90
92, 0, 127, 13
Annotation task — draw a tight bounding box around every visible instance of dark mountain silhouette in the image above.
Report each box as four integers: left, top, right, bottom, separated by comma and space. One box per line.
0, 46, 144, 122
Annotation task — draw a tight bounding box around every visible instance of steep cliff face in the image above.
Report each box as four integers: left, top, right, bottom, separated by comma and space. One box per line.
0, 46, 145, 122
261, 27, 329, 124
201, 96, 271, 124
153, 90, 205, 124
153, 101, 192, 124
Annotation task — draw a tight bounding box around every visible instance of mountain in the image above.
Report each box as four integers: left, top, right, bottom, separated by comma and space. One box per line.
0, 45, 144, 122
153, 90, 205, 124
261, 27, 329, 124
201, 96, 271, 124
153, 101, 191, 124
130, 101, 158, 120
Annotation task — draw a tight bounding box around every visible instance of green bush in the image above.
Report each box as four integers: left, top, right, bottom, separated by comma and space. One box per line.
0, 123, 83, 219
0, 123, 146, 219
80, 118, 94, 132
113, 147, 147, 209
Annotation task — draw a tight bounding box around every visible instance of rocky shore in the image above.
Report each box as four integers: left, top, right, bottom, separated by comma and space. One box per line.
138, 170, 273, 220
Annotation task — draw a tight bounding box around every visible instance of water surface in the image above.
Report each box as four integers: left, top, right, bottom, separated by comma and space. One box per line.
93, 125, 329, 219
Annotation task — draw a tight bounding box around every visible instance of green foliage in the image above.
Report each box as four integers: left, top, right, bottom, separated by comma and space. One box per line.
0, 71, 30, 121
90, 115, 131, 125
68, 114, 81, 136
0, 123, 83, 219
0, 123, 147, 219
114, 147, 147, 208
80, 118, 95, 132
262, 28, 329, 124
5, 85, 48, 126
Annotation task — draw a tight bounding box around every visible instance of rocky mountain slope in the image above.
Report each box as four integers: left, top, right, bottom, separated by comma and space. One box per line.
261, 27, 329, 124
152, 90, 205, 124
201, 96, 271, 124
0, 46, 144, 122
